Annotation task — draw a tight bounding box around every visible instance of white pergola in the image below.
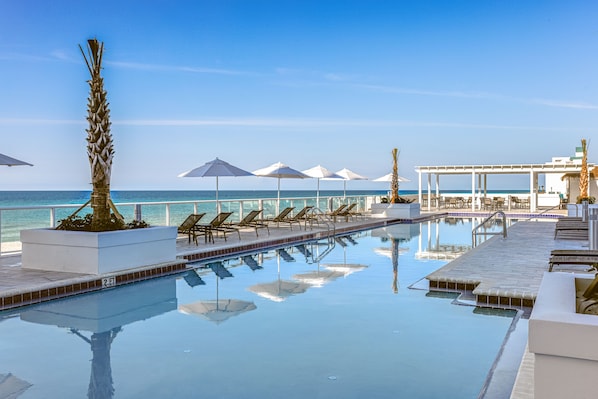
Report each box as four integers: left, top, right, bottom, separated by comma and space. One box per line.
415, 163, 593, 212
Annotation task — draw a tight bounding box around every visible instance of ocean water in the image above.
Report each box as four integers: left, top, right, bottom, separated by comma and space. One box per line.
0, 190, 386, 245
0, 189, 528, 246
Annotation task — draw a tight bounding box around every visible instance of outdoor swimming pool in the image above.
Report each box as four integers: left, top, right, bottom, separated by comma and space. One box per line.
0, 218, 518, 398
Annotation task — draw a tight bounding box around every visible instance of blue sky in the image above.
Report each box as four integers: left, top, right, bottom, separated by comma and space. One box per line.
1, 0, 597, 191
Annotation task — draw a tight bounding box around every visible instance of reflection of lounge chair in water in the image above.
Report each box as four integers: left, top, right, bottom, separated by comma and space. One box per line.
277, 248, 296, 262
342, 235, 358, 245
208, 262, 234, 279
334, 236, 348, 247
183, 270, 205, 287
242, 255, 262, 271
295, 244, 312, 259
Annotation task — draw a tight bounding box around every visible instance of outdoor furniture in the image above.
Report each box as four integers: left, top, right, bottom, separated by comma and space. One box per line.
327, 204, 347, 220
559, 194, 569, 209
333, 203, 358, 222
548, 249, 598, 272
177, 213, 206, 245
493, 197, 505, 210
196, 212, 239, 243
288, 206, 315, 229
554, 217, 588, 240
231, 209, 269, 237
261, 207, 302, 230
481, 197, 494, 211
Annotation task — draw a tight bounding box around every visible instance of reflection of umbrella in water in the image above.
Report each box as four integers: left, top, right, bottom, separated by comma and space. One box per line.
321, 263, 368, 277
252, 162, 309, 214
178, 157, 253, 212
248, 280, 311, 302
0, 373, 32, 398
292, 269, 345, 288
179, 272, 256, 324
179, 300, 256, 324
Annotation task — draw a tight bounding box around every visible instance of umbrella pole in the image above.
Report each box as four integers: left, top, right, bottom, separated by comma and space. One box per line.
277, 178, 281, 215
316, 178, 320, 207
344, 180, 347, 199
216, 176, 220, 214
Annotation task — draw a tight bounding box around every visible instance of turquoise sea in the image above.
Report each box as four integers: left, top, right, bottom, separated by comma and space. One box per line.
0, 189, 528, 246
0, 190, 386, 245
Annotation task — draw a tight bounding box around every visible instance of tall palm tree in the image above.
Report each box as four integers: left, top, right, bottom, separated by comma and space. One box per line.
390, 148, 400, 203
80, 39, 115, 229
579, 138, 589, 201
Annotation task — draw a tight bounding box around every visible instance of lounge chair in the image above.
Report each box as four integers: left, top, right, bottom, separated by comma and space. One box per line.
327, 204, 347, 221
332, 203, 357, 222
261, 207, 302, 230
177, 213, 206, 244
195, 212, 239, 243
232, 209, 269, 237
549, 249, 598, 272
554, 217, 588, 240
288, 206, 314, 229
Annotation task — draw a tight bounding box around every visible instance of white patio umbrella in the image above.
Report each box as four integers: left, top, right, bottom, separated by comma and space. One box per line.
0, 153, 32, 166
301, 165, 341, 205
374, 173, 410, 201
178, 157, 253, 212
373, 173, 410, 183
252, 162, 309, 214
324, 168, 368, 198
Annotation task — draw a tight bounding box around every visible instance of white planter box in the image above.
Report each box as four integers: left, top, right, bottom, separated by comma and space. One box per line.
370, 203, 421, 218
21, 226, 177, 275
529, 272, 598, 398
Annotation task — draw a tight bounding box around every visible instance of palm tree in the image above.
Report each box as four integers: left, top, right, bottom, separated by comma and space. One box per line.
390, 148, 400, 203
79, 39, 118, 230
579, 138, 589, 202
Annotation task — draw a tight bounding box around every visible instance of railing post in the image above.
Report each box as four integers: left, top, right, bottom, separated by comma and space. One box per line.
134, 204, 142, 222
590, 207, 598, 250
165, 204, 171, 226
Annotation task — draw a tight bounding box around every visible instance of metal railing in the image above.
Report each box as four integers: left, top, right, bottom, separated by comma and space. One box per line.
472, 210, 507, 247
0, 194, 377, 255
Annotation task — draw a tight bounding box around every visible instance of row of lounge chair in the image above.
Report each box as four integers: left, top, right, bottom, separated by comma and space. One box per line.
550, 216, 596, 273
178, 203, 365, 245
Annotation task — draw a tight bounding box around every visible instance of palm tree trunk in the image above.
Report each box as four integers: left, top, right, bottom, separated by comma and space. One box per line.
80, 39, 115, 229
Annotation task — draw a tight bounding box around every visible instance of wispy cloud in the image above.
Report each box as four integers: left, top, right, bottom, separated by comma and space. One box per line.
0, 117, 573, 131
530, 98, 598, 110
107, 61, 252, 76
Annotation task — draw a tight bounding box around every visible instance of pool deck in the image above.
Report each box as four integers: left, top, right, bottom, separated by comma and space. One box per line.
0, 215, 407, 310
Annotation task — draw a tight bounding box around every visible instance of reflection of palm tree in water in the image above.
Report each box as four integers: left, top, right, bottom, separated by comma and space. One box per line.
71, 327, 122, 399
392, 238, 399, 294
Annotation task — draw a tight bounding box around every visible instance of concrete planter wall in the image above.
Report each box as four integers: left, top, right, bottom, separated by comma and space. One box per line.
370, 203, 421, 219
529, 272, 598, 398
21, 226, 177, 275
568, 203, 598, 217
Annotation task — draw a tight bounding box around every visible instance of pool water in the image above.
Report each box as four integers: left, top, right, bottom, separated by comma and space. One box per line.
0, 218, 517, 398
